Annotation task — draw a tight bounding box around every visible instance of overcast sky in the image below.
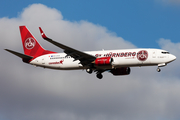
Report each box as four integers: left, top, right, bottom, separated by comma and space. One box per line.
1, 1, 180, 120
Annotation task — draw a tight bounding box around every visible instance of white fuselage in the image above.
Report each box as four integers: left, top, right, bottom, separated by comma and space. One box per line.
30, 48, 176, 70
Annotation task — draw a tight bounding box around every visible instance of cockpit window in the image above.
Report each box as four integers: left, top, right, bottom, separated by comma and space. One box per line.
162, 51, 169, 54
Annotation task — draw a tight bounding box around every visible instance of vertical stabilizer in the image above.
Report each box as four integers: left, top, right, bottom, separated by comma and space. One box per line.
19, 26, 55, 58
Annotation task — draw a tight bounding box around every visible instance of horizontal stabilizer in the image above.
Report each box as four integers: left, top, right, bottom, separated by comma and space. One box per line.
5, 49, 33, 59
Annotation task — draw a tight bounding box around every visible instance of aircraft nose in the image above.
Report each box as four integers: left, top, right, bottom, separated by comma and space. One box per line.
171, 54, 176, 61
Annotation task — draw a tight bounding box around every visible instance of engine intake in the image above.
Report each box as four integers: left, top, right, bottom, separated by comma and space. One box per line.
110, 67, 131, 76
94, 57, 113, 66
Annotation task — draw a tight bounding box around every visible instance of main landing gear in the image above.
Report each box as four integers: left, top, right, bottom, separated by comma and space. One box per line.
96, 73, 103, 79
86, 68, 103, 79
86, 68, 93, 74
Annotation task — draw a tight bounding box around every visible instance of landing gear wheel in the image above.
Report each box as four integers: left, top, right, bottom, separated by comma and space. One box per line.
86, 68, 93, 74
157, 68, 161, 72
96, 73, 103, 79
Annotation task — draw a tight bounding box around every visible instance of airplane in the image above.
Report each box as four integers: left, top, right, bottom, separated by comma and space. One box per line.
5, 26, 176, 79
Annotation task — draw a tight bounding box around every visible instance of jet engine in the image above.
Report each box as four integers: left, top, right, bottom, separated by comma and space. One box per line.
94, 57, 113, 66
110, 67, 130, 75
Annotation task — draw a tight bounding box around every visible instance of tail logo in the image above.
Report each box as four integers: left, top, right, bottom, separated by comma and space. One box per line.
24, 37, 36, 49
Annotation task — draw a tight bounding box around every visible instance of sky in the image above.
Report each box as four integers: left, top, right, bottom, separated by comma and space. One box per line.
0, 0, 180, 120
1, 0, 180, 48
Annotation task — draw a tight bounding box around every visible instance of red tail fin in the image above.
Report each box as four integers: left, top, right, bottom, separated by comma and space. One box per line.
19, 26, 55, 58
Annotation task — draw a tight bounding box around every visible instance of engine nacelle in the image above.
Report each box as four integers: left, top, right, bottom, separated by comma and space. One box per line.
110, 67, 131, 76
94, 57, 113, 66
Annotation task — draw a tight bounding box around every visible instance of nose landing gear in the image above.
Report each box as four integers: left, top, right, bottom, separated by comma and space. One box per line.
157, 63, 166, 72
157, 67, 161, 72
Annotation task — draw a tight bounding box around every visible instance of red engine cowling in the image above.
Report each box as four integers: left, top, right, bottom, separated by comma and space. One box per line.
110, 67, 130, 75
95, 57, 113, 66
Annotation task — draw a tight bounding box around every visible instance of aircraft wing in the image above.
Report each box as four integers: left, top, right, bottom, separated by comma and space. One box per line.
39, 27, 96, 66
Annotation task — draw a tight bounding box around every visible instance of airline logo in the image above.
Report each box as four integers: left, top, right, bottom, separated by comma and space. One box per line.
24, 37, 36, 49
137, 50, 148, 61
49, 60, 64, 65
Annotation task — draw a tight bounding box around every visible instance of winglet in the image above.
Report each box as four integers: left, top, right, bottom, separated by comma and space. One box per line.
39, 27, 48, 39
